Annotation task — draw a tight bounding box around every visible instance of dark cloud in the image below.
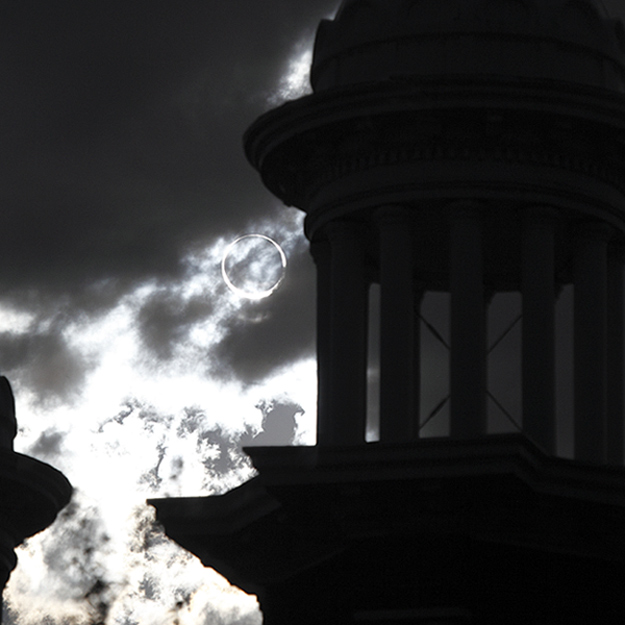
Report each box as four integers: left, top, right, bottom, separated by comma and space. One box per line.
137, 291, 214, 361
26, 428, 66, 462
249, 399, 302, 446
198, 605, 260, 625
3, 0, 620, 400
97, 397, 304, 498
0, 329, 93, 405
0, 0, 340, 400
177, 405, 206, 438
139, 441, 168, 491
0, 1, 337, 301
2, 602, 16, 625
6, 491, 117, 625
210, 243, 316, 384
97, 397, 172, 435
128, 505, 170, 563
0, 0, 623, 387
138, 574, 159, 602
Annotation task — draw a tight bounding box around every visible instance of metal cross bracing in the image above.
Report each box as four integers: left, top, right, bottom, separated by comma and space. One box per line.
418, 307, 523, 434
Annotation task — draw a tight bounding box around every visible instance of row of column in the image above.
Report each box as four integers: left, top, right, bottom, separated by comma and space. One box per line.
311, 204, 625, 465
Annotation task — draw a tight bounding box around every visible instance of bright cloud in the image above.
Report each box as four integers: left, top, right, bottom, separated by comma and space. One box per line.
3, 211, 316, 624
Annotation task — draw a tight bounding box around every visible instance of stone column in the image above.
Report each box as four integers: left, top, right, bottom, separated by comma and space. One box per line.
607, 242, 624, 465
449, 204, 486, 439
310, 236, 333, 446
521, 208, 557, 454
376, 207, 415, 443
323, 221, 369, 445
574, 223, 611, 463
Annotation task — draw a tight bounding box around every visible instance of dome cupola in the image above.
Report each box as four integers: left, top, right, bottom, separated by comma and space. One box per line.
312, 0, 625, 92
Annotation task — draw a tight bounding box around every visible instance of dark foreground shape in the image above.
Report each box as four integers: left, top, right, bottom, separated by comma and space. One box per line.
151, 434, 625, 624
152, 1, 625, 622
0, 377, 72, 615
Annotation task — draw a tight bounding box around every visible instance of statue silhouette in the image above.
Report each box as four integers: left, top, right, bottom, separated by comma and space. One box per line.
0, 376, 17, 450
0, 374, 72, 609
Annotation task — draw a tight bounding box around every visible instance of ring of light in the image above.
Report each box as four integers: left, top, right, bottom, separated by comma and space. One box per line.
221, 234, 287, 300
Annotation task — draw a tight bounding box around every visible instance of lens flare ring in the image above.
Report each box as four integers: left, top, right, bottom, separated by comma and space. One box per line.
221, 234, 287, 300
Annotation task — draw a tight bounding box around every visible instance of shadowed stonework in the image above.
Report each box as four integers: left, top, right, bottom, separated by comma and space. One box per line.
152, 1, 625, 622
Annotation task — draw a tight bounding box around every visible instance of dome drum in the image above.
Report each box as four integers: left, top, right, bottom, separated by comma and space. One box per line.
246, 82, 625, 206
311, 0, 625, 92
246, 85, 625, 250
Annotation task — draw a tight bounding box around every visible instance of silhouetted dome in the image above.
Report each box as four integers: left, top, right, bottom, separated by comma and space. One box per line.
311, 0, 625, 92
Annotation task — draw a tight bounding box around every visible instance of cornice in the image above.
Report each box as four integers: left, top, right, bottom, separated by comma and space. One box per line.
245, 79, 625, 211
246, 79, 625, 164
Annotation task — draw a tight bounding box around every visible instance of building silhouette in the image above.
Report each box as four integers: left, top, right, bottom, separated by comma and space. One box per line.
0, 376, 72, 621
151, 1, 625, 622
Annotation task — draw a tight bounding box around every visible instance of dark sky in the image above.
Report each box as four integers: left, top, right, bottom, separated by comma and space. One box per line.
0, 0, 339, 402
1, 0, 625, 404
2, 5, 342, 623
0, 1, 331, 289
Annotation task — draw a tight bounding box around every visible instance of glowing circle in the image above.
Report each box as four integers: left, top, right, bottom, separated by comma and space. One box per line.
221, 234, 287, 300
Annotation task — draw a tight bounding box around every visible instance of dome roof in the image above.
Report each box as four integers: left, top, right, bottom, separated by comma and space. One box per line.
311, 0, 625, 92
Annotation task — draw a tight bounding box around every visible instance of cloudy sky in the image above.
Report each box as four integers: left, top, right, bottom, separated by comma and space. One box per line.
3, 1, 625, 624
1, 1, 339, 624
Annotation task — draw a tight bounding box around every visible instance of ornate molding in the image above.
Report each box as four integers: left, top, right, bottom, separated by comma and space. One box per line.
299, 111, 625, 202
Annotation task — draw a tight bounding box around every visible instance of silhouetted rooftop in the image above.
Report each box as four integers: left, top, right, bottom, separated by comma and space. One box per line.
312, 0, 625, 92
